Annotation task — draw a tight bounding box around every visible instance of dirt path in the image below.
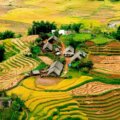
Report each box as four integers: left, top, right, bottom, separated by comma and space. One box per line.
61, 42, 70, 75
39, 56, 53, 65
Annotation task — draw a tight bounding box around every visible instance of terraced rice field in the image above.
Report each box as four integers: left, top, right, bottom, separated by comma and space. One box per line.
90, 55, 120, 75
0, 53, 40, 90
0, 35, 38, 55
0, 0, 120, 33
7, 77, 88, 120
74, 89, 120, 120
7, 76, 120, 120
0, 35, 40, 90
89, 42, 120, 55
36, 76, 92, 91
69, 81, 120, 96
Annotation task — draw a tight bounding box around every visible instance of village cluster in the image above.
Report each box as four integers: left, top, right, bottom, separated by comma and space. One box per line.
29, 34, 87, 77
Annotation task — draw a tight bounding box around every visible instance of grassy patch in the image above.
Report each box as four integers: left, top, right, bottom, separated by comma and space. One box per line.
91, 34, 113, 45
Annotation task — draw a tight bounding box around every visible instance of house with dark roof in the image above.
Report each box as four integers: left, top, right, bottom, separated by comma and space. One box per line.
47, 61, 63, 77
43, 42, 53, 52
55, 47, 61, 56
48, 36, 58, 43
64, 46, 75, 57
70, 51, 87, 63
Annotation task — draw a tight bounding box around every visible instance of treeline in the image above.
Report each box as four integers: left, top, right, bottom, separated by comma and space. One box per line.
0, 30, 15, 40
0, 20, 120, 41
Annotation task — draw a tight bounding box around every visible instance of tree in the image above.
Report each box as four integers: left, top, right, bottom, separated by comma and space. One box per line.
60, 23, 83, 33
35, 38, 42, 43
0, 45, 5, 62
60, 24, 71, 30
71, 23, 83, 33
0, 30, 15, 40
28, 21, 57, 35
39, 32, 49, 40
115, 26, 120, 40
31, 45, 41, 55
59, 56, 66, 64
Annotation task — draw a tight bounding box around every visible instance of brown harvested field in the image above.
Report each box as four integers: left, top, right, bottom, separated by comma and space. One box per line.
74, 89, 120, 120
69, 81, 120, 96
35, 76, 62, 86
90, 55, 120, 75
106, 41, 120, 48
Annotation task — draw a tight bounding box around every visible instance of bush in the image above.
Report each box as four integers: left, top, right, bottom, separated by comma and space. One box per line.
0, 44, 5, 62
59, 56, 66, 64
35, 38, 42, 43
30, 45, 41, 56
28, 21, 57, 35
15, 34, 22, 38
115, 26, 120, 40
81, 67, 89, 73
71, 60, 93, 70
0, 30, 15, 40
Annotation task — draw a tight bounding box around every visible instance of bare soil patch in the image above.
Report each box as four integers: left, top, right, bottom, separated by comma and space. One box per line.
69, 81, 120, 96
35, 76, 62, 86
38, 56, 53, 65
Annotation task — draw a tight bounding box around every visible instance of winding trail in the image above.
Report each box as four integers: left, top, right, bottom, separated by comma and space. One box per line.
61, 42, 70, 76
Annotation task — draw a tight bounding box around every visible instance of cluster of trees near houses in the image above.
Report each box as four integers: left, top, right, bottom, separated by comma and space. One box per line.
0, 91, 27, 120
0, 20, 120, 63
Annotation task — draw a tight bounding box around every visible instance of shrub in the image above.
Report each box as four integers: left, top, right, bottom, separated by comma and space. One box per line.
15, 34, 22, 38
59, 56, 66, 64
39, 32, 49, 40
71, 60, 93, 70
28, 21, 57, 35
81, 67, 89, 73
0, 30, 15, 40
0, 44, 5, 62
35, 38, 42, 43
30, 45, 41, 56
115, 26, 120, 40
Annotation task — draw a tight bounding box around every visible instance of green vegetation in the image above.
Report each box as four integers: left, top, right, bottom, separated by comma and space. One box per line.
115, 26, 120, 40
30, 45, 41, 56
34, 62, 48, 70
28, 21, 57, 35
91, 34, 113, 44
71, 59, 93, 73
0, 30, 15, 40
60, 23, 83, 33
0, 44, 5, 62
0, 93, 27, 120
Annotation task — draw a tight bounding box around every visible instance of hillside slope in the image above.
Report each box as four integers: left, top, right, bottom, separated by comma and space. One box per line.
0, 0, 120, 33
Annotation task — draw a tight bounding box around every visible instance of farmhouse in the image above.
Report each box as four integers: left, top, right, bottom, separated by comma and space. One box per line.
55, 47, 61, 56
58, 30, 72, 35
64, 46, 75, 57
55, 47, 60, 52
71, 51, 87, 63
48, 36, 58, 43
43, 42, 53, 52
47, 61, 63, 77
